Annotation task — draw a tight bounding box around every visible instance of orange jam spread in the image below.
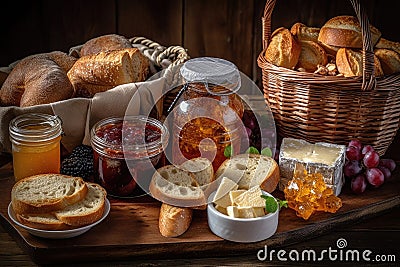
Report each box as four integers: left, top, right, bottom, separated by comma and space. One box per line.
283, 164, 342, 220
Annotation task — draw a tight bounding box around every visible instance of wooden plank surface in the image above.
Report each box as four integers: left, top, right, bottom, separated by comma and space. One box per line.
0, 157, 399, 265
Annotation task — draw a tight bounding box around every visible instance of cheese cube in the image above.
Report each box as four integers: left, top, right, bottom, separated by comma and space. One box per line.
229, 189, 246, 205
237, 207, 256, 218
212, 177, 239, 208
253, 207, 266, 217
234, 186, 265, 208
226, 206, 240, 218
215, 205, 227, 215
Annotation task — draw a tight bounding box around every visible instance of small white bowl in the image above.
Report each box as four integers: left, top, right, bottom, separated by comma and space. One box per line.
207, 190, 279, 243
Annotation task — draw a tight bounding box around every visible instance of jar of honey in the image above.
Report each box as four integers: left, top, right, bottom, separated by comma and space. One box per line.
9, 113, 63, 181
171, 57, 244, 171
91, 116, 169, 197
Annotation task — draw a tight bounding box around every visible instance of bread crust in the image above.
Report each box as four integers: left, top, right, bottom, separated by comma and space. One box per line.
374, 48, 400, 75
16, 213, 72, 231
297, 40, 328, 72
80, 34, 133, 57
67, 48, 149, 97
0, 52, 76, 107
11, 174, 88, 215
336, 48, 384, 77
158, 203, 193, 237
290, 22, 320, 43
318, 15, 381, 48
264, 27, 301, 69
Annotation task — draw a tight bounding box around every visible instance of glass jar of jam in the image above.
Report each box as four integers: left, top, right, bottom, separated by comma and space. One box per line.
91, 116, 168, 197
171, 57, 244, 171
9, 113, 63, 181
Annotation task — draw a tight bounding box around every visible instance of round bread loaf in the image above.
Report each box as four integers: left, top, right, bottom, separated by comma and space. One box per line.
290, 22, 320, 42
336, 48, 384, 77
0, 51, 76, 107
264, 27, 301, 69
296, 40, 328, 72
318, 15, 381, 49
374, 48, 400, 76
80, 34, 132, 57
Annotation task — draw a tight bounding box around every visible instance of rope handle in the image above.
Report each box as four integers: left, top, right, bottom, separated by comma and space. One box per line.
261, 0, 376, 91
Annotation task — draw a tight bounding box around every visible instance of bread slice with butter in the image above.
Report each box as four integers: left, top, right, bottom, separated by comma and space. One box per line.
215, 154, 280, 192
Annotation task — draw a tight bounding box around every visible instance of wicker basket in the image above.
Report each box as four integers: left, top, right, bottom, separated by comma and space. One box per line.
257, 0, 400, 155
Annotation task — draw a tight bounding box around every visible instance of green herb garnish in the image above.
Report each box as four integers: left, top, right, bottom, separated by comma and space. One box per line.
224, 144, 233, 158
261, 147, 273, 157
245, 146, 259, 154
261, 195, 288, 213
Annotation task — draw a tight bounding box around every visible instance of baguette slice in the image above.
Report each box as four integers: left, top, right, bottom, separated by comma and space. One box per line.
15, 183, 107, 230
149, 165, 206, 207
180, 157, 214, 186
55, 183, 107, 227
215, 154, 280, 192
11, 174, 88, 215
16, 213, 71, 231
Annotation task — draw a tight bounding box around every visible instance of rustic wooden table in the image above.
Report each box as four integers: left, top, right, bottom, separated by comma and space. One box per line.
0, 153, 399, 266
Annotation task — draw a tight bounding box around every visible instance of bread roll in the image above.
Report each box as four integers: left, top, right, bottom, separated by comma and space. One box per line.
67, 48, 149, 97
80, 34, 133, 57
336, 48, 384, 77
290, 22, 320, 42
296, 40, 328, 72
0, 51, 76, 107
374, 48, 400, 75
375, 38, 400, 55
318, 15, 381, 49
264, 27, 301, 69
158, 203, 193, 237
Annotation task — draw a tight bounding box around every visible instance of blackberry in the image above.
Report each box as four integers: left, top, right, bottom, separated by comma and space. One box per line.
60, 145, 94, 181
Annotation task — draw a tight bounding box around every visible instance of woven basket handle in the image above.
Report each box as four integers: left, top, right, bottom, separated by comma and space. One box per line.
261, 0, 376, 91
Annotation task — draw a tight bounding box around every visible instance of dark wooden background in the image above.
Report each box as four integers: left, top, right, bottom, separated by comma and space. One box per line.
1, 0, 399, 82
1, 0, 400, 157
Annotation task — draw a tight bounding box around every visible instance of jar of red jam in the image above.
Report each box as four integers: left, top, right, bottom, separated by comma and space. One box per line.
91, 116, 169, 197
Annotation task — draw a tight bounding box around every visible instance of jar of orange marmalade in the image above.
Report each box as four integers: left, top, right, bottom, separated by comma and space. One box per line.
171, 57, 244, 171
9, 113, 63, 181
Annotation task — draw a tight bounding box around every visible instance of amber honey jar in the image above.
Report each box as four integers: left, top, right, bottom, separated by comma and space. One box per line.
91, 116, 169, 197
9, 113, 63, 181
171, 57, 244, 171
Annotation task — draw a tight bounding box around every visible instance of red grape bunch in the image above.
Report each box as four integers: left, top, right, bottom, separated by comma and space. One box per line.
344, 139, 396, 194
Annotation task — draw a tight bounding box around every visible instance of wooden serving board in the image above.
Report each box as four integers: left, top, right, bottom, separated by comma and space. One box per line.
0, 159, 399, 265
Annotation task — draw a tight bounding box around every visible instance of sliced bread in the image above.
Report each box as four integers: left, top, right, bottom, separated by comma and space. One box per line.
15, 182, 107, 230
149, 165, 206, 207
11, 174, 88, 215
215, 154, 280, 192
180, 157, 214, 186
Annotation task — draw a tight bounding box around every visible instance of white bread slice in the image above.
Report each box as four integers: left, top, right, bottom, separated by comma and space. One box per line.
55, 183, 106, 227
15, 183, 107, 230
215, 154, 280, 192
16, 213, 71, 231
149, 165, 206, 207
11, 174, 88, 215
180, 157, 214, 186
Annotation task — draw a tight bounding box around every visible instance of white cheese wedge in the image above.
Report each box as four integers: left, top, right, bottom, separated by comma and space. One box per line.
212, 177, 239, 208
237, 206, 255, 218
226, 206, 240, 218
215, 205, 227, 215
253, 207, 266, 217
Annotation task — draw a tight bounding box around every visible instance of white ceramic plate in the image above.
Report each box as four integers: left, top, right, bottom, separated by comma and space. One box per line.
8, 198, 110, 239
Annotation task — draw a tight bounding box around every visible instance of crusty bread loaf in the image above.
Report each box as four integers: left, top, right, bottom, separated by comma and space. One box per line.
158, 203, 193, 237
318, 15, 381, 49
374, 48, 400, 75
264, 27, 301, 69
215, 154, 280, 193
180, 157, 214, 186
11, 174, 88, 215
149, 165, 206, 207
296, 40, 328, 72
80, 34, 133, 57
290, 22, 320, 42
15, 182, 107, 230
0, 51, 76, 107
67, 48, 149, 97
336, 48, 384, 77
375, 37, 400, 55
